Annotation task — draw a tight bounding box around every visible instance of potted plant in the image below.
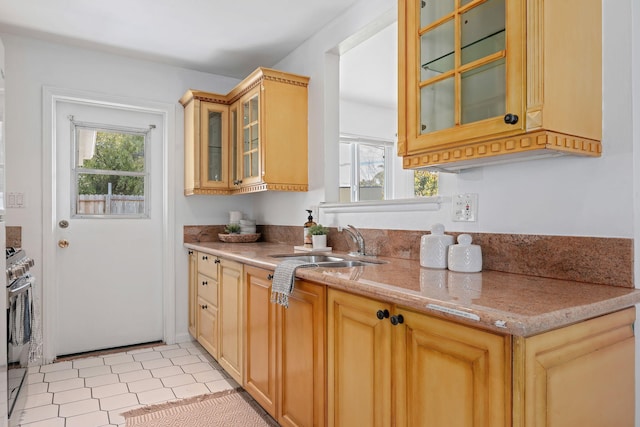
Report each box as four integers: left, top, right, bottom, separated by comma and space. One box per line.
308, 224, 329, 248
224, 223, 241, 234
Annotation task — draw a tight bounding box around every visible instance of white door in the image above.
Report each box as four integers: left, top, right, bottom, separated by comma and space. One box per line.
54, 100, 164, 356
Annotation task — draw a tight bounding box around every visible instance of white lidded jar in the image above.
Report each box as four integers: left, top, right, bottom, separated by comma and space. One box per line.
447, 234, 482, 273
420, 223, 454, 269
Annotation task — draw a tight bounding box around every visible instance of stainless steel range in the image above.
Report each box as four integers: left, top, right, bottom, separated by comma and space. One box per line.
5, 247, 33, 427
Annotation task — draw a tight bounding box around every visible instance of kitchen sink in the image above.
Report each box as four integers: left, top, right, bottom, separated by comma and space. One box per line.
270, 254, 345, 263
270, 253, 387, 267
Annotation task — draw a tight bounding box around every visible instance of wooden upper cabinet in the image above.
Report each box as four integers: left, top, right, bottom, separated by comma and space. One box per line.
398, 0, 602, 171
181, 67, 310, 195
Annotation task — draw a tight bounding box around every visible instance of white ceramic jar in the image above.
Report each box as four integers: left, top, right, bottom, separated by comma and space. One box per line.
447, 234, 482, 273
420, 223, 454, 269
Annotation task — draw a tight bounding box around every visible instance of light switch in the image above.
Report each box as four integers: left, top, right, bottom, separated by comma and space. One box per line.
7, 192, 25, 208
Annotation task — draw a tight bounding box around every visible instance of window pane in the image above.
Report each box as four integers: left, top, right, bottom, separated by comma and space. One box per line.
461, 58, 506, 124
207, 111, 223, 181
77, 129, 144, 172
414, 170, 438, 196
358, 144, 385, 201
420, 76, 455, 134
421, 19, 455, 78
76, 173, 144, 215
461, 0, 505, 66
420, 0, 454, 27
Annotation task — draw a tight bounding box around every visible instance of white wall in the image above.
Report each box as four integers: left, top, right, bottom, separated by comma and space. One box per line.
0, 33, 259, 342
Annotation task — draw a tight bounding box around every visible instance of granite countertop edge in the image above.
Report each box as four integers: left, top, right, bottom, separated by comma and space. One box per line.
185, 241, 640, 337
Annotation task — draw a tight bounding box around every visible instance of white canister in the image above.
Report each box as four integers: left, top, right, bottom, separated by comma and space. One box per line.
420, 223, 454, 269
447, 234, 482, 273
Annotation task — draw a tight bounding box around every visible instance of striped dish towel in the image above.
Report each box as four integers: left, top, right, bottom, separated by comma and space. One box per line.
271, 259, 318, 308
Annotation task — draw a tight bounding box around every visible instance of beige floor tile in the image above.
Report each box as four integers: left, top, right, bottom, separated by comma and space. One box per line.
110, 361, 143, 374
65, 409, 110, 427
24, 392, 53, 409
58, 398, 100, 417
182, 361, 216, 374
132, 351, 163, 362
52, 387, 92, 404
169, 354, 201, 366
72, 357, 105, 369
26, 382, 49, 395
78, 365, 112, 378
44, 369, 79, 383
127, 377, 163, 393
85, 373, 119, 388
171, 382, 210, 399
47, 377, 85, 393
103, 354, 135, 366
118, 369, 151, 384
140, 358, 172, 370
150, 365, 183, 378
19, 404, 60, 424
99, 392, 139, 411
39, 361, 72, 373
91, 382, 128, 399
137, 387, 175, 405
159, 348, 190, 359
19, 417, 66, 427
192, 368, 225, 383
160, 373, 195, 388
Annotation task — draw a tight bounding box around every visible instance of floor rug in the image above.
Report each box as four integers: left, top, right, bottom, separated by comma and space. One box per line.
122, 388, 279, 426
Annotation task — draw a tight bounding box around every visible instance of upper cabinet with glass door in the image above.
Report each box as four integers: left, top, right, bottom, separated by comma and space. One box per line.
228, 68, 310, 193
181, 68, 309, 195
181, 91, 230, 195
398, 0, 602, 171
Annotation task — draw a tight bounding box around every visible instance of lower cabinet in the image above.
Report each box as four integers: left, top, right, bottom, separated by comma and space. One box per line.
327, 288, 511, 427
244, 265, 326, 427
187, 250, 197, 338
513, 307, 635, 427
218, 259, 244, 384
188, 252, 244, 384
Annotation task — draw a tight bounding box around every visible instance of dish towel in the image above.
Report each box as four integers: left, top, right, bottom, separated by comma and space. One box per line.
271, 260, 318, 308
9, 280, 33, 346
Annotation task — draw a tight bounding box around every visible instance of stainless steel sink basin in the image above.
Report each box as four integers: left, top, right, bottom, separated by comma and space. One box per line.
270, 253, 387, 267
270, 254, 345, 263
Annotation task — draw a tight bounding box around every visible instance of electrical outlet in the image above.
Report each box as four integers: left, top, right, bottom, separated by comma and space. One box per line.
7, 192, 25, 208
452, 193, 478, 222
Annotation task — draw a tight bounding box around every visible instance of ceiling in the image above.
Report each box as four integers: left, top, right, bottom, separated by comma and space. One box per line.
0, 0, 362, 79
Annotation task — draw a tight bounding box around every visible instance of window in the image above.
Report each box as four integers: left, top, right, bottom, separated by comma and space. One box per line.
72, 122, 150, 217
339, 134, 438, 202
339, 135, 393, 202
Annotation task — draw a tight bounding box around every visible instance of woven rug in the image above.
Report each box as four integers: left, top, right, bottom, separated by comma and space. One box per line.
122, 388, 279, 427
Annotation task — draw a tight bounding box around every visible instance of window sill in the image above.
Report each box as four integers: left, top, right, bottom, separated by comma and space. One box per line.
318, 197, 442, 214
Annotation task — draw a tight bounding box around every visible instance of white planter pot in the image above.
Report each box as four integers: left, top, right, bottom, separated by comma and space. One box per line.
312, 234, 327, 249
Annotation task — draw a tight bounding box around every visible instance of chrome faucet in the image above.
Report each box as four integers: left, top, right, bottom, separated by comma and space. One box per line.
340, 225, 366, 256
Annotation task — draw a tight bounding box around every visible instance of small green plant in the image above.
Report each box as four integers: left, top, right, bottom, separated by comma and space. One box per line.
308, 224, 329, 235
224, 223, 241, 234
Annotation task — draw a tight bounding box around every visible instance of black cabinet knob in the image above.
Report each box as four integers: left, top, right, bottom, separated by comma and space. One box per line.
504, 113, 519, 125
202, 255, 208, 260
267, 274, 274, 280
376, 309, 390, 320
201, 304, 208, 309
202, 281, 207, 286
390, 314, 404, 325
214, 259, 221, 264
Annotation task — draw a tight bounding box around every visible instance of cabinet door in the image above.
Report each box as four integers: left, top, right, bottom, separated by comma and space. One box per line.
514, 307, 635, 427
400, 0, 524, 153
278, 280, 326, 427
244, 265, 277, 417
199, 102, 230, 189
187, 250, 197, 338
218, 259, 244, 384
394, 307, 510, 427
327, 289, 392, 427
236, 89, 262, 187
197, 296, 218, 358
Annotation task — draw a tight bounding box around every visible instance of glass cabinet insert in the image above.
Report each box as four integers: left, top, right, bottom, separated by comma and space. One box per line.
420, 0, 507, 134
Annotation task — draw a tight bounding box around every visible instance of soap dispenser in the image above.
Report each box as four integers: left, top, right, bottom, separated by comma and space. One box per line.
303, 210, 316, 247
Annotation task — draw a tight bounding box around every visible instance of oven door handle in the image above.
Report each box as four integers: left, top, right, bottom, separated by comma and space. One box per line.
8, 277, 32, 296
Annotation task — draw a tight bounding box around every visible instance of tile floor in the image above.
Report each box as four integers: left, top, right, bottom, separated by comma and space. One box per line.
18, 341, 239, 427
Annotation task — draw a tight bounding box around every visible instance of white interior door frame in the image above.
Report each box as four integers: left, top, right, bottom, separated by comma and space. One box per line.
42, 86, 176, 363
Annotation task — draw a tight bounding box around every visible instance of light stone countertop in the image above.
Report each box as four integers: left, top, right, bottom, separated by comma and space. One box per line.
185, 241, 640, 337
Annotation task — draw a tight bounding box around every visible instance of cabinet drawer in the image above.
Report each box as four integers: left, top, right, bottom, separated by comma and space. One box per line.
197, 273, 218, 305
197, 252, 219, 278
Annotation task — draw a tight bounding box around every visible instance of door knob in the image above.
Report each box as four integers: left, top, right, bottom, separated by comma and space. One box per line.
58, 239, 70, 248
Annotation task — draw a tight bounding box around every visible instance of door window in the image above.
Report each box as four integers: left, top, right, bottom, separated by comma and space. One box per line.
71, 121, 150, 217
